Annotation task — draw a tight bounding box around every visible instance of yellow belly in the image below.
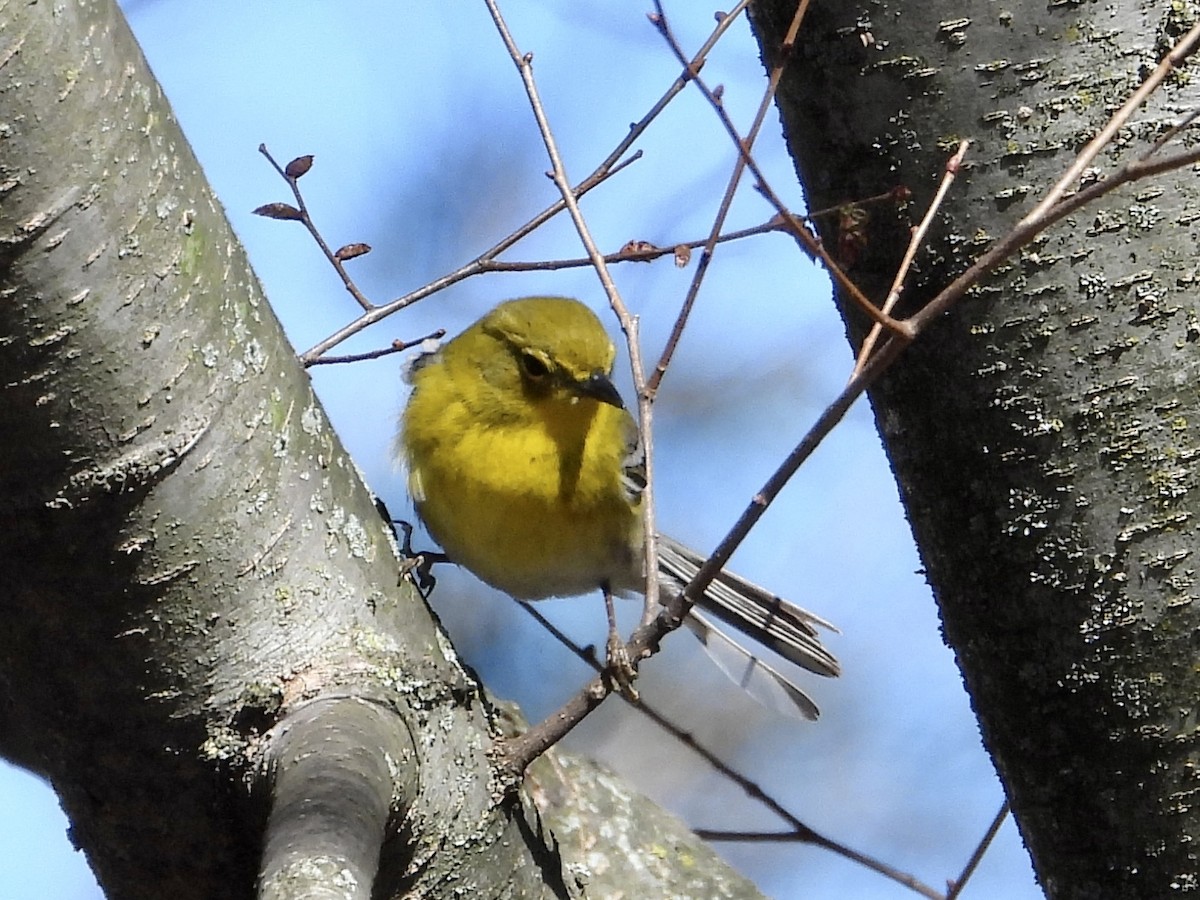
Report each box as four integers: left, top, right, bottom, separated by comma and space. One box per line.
405, 391, 642, 599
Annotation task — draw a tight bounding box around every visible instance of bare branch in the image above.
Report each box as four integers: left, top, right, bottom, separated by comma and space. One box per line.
482, 0, 664, 638
852, 140, 971, 377
946, 801, 1011, 900
646, 0, 812, 396
257, 146, 376, 314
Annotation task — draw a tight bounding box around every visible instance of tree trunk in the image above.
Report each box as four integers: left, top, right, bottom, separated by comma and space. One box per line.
751, 1, 1200, 896
0, 2, 766, 898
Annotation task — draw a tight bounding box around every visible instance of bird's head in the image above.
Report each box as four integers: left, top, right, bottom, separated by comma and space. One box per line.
470, 296, 626, 413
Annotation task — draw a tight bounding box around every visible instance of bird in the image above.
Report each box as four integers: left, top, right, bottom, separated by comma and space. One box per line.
397, 296, 838, 718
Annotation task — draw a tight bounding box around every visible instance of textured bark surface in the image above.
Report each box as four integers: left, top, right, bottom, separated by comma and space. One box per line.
751, 2, 1200, 896
0, 1, 455, 894
0, 3, 769, 898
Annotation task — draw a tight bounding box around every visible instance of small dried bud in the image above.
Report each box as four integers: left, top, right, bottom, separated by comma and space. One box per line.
617, 240, 659, 260
335, 242, 372, 261
285, 155, 314, 179
673, 245, 692, 268
252, 202, 304, 221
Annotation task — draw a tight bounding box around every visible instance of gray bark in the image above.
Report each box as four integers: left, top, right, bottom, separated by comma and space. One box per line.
0, 2, 764, 898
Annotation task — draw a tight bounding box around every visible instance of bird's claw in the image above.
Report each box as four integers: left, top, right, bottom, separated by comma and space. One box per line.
605, 631, 639, 702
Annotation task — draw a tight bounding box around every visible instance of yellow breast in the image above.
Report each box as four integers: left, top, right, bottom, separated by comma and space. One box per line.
402, 356, 642, 599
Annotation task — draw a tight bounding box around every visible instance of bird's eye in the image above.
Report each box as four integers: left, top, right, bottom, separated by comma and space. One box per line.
520, 353, 549, 379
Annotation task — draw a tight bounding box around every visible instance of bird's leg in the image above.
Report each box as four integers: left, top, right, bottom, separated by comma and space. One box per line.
392, 518, 449, 597
602, 582, 639, 702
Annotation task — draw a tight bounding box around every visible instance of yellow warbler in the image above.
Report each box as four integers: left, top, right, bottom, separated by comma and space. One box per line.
399, 297, 838, 717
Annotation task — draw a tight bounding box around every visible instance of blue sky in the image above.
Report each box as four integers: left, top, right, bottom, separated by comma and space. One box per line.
0, 3, 1040, 898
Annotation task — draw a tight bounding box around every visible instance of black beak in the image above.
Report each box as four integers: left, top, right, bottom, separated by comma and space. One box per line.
576, 371, 625, 409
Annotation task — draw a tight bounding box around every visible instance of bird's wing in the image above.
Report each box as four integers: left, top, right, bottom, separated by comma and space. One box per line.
682, 611, 820, 720
657, 534, 840, 679
617, 412, 647, 504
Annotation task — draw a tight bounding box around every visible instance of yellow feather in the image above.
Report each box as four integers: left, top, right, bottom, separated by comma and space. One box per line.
401, 297, 641, 598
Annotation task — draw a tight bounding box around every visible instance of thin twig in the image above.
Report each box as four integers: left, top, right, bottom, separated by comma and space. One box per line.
483, 219, 783, 272
484, 0, 662, 636
946, 801, 1010, 900
258, 145, 375, 313
515, 600, 943, 897
296, 150, 643, 364
808, 187, 914, 223
851, 140, 970, 378
298, 0, 751, 364
645, 4, 743, 394
695, 833, 942, 900
649, 11, 910, 339
305, 329, 445, 368
1141, 107, 1200, 159
646, 0, 812, 396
